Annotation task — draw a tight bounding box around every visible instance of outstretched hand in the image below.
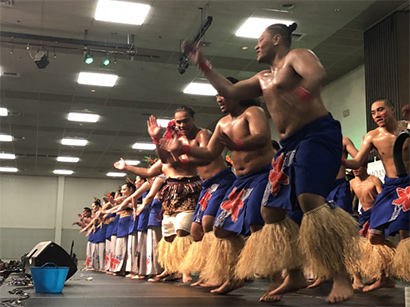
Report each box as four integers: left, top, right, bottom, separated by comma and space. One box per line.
147, 115, 162, 138
182, 41, 205, 65
114, 158, 127, 170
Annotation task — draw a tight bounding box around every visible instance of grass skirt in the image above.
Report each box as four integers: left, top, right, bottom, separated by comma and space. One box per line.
391, 238, 409, 281
345, 236, 367, 276
157, 238, 172, 272
168, 235, 193, 273
299, 204, 359, 279
235, 217, 303, 280
180, 231, 214, 274
200, 236, 244, 285
360, 239, 396, 279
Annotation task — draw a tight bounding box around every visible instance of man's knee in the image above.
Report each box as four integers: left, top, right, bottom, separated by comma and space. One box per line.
176, 229, 190, 237
202, 215, 215, 233
297, 193, 325, 213
213, 227, 235, 239
260, 206, 286, 224
190, 222, 203, 241
368, 233, 384, 245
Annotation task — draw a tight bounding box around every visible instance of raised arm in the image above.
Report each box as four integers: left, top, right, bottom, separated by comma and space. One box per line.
343, 137, 359, 159
114, 158, 162, 178
344, 133, 375, 170
183, 41, 262, 101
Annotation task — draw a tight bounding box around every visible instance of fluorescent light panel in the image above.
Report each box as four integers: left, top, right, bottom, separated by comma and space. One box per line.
78, 72, 118, 87
68, 112, 99, 123
124, 160, 140, 166
57, 156, 80, 163
236, 17, 295, 39
132, 142, 156, 150
53, 169, 74, 175
183, 82, 217, 96
0, 134, 12, 142
157, 119, 171, 128
0, 167, 18, 172
61, 138, 88, 146
0, 107, 7, 116
95, 0, 150, 25
0, 153, 16, 159
107, 172, 126, 177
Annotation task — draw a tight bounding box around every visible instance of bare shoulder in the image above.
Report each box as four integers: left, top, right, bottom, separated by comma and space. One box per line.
287, 48, 319, 59
197, 128, 212, 140
369, 175, 382, 185
245, 105, 267, 116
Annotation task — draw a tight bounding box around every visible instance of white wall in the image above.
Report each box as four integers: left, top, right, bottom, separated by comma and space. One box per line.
322, 65, 367, 150
0, 174, 124, 260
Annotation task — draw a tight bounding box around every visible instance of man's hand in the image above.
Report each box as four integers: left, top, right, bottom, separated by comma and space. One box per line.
219, 132, 235, 150
114, 158, 127, 170
182, 41, 205, 66
147, 115, 162, 139
159, 136, 182, 161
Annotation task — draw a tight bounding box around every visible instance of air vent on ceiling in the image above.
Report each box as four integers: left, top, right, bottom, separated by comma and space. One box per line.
291, 33, 306, 41
0, 0, 14, 7
2, 71, 20, 78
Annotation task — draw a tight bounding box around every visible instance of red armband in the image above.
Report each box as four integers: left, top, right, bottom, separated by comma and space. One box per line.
151, 136, 160, 145
180, 144, 191, 155
233, 139, 245, 151
293, 86, 312, 102
179, 157, 189, 167
198, 60, 212, 73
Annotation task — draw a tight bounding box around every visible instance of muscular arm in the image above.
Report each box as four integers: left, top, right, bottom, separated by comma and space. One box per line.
344, 137, 359, 158
114, 158, 162, 178
183, 41, 262, 101
345, 133, 375, 169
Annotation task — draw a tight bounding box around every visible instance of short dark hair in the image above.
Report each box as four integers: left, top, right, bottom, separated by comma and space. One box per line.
266, 23, 298, 47
375, 98, 393, 108
83, 207, 92, 214
126, 182, 136, 193
175, 105, 196, 118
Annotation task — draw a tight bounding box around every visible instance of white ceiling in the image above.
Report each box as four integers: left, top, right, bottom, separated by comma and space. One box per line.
0, 0, 408, 178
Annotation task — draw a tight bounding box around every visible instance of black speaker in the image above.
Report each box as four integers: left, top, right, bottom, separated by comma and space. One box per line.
23, 241, 77, 280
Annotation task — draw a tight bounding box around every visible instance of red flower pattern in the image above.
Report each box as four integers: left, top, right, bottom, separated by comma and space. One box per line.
85, 256, 92, 267
269, 154, 289, 196
359, 221, 370, 238
199, 190, 212, 211
220, 187, 244, 223
392, 186, 410, 212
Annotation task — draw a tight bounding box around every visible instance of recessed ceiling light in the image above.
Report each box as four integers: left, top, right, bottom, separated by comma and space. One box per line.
0, 167, 18, 173
0, 134, 13, 142
241, 46, 248, 50
236, 17, 295, 39
94, 0, 150, 25
0, 107, 7, 116
183, 82, 217, 96
53, 169, 74, 175
132, 142, 156, 150
78, 72, 118, 87
68, 112, 99, 123
57, 156, 80, 163
157, 119, 171, 127
0, 153, 16, 159
61, 138, 88, 146
124, 159, 140, 166
107, 172, 127, 177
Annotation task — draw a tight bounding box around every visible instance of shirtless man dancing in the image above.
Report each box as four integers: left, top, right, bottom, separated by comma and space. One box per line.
345, 99, 410, 288
184, 22, 358, 303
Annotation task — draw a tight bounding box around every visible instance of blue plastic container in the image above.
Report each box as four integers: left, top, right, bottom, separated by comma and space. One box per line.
30, 262, 69, 293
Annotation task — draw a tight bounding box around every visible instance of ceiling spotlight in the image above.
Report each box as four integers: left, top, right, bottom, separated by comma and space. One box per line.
34, 50, 49, 69
102, 55, 110, 66
84, 51, 94, 64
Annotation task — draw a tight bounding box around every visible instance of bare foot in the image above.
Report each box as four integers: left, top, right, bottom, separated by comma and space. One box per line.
326, 272, 354, 303
182, 273, 192, 283
162, 273, 182, 281
125, 274, 136, 278
260, 272, 284, 302
131, 275, 146, 280
308, 277, 325, 289
210, 279, 244, 294
362, 276, 395, 292
352, 274, 364, 292
191, 279, 220, 287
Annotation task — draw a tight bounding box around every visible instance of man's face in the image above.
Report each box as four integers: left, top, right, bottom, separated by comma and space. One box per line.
371, 100, 393, 127
353, 166, 366, 177
255, 30, 274, 64
216, 94, 234, 114
174, 111, 194, 136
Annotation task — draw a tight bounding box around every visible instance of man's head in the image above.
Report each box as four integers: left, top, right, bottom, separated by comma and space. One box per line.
174, 105, 196, 136
121, 182, 136, 197
371, 99, 394, 127
82, 207, 92, 217
255, 23, 297, 63
216, 77, 259, 113
352, 163, 368, 178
